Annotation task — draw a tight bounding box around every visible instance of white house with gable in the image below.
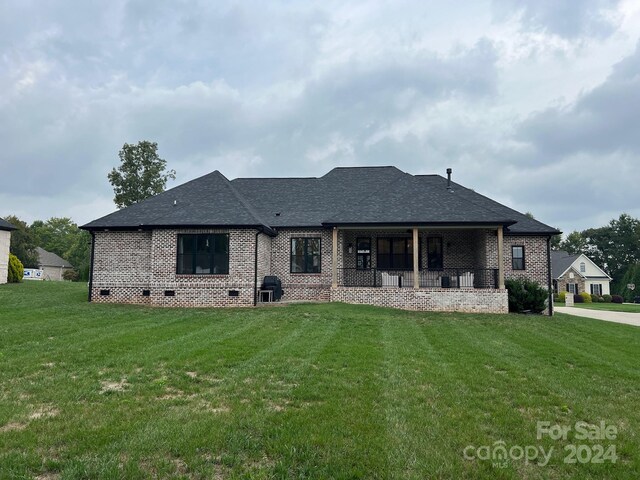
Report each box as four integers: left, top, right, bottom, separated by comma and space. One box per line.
551, 250, 611, 296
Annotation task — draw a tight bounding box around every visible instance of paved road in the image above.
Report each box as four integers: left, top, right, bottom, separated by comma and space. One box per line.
555, 306, 640, 327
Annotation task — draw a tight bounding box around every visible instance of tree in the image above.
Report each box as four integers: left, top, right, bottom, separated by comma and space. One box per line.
31, 217, 78, 259
583, 214, 640, 285
4, 215, 39, 268
108, 141, 176, 208
560, 231, 587, 255
31, 217, 92, 281
618, 263, 640, 302
7, 254, 23, 283
65, 229, 92, 281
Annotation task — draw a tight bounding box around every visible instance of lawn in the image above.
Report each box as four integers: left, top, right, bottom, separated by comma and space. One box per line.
1, 283, 639, 479
554, 302, 640, 313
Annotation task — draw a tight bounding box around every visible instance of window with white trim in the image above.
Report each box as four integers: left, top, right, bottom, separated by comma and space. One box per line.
580, 262, 586, 273
590, 284, 602, 296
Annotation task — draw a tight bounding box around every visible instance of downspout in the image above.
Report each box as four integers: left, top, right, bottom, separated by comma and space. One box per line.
547, 236, 553, 316
253, 230, 260, 306
88, 231, 96, 302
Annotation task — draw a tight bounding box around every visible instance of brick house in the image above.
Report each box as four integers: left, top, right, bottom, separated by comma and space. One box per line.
0, 217, 16, 284
551, 250, 611, 296
82, 167, 560, 314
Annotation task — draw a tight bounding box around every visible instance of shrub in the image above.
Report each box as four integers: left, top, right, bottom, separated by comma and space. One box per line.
612, 295, 623, 304
505, 278, 548, 314
574, 294, 584, 303
553, 294, 561, 303
590, 293, 600, 303
62, 269, 80, 282
7, 254, 23, 283
580, 292, 592, 303
598, 296, 605, 303
602, 294, 612, 303
558, 291, 567, 302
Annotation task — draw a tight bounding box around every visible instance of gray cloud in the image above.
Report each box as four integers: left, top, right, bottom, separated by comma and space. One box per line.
0, 0, 638, 235
515, 41, 640, 158
492, 0, 622, 39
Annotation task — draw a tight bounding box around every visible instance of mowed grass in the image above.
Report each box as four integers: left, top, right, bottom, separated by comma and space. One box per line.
1, 283, 639, 479
555, 302, 640, 313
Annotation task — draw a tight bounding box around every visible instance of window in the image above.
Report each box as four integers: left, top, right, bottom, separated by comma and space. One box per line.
512, 246, 525, 270
291, 238, 321, 273
567, 283, 577, 294
377, 237, 414, 270
427, 237, 443, 270
177, 234, 229, 274
580, 262, 586, 273
356, 237, 371, 270
590, 284, 602, 296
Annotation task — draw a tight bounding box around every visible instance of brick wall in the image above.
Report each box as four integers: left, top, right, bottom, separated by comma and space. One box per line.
256, 232, 272, 286
89, 226, 551, 313
0, 230, 10, 284
91, 229, 258, 307
269, 228, 332, 301
503, 235, 549, 286
330, 287, 508, 313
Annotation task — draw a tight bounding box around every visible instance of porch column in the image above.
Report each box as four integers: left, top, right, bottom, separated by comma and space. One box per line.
332, 227, 338, 288
497, 226, 505, 289
413, 227, 419, 289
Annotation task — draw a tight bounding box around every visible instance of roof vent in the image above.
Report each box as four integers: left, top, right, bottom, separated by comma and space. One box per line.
275, 212, 281, 217
446, 168, 453, 192
173, 200, 177, 206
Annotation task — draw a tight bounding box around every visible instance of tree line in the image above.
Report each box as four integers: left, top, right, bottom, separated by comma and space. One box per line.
554, 213, 640, 301
4, 216, 91, 280
4, 141, 176, 282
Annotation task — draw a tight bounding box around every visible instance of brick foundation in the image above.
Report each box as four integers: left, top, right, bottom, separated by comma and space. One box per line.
331, 287, 509, 313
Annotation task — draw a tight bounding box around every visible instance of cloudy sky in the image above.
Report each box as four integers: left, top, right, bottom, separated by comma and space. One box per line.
2, 0, 640, 235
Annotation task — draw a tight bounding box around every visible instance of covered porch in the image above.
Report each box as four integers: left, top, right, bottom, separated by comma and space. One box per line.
329, 225, 508, 313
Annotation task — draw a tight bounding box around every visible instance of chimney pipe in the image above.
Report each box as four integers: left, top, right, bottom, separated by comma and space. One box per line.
446, 168, 453, 191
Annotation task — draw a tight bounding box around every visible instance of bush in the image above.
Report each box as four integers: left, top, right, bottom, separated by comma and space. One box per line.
580, 292, 592, 303
574, 294, 584, 303
62, 269, 80, 282
505, 278, 548, 314
553, 294, 561, 303
558, 291, 567, 302
612, 295, 624, 304
590, 293, 600, 303
602, 294, 612, 303
7, 254, 23, 283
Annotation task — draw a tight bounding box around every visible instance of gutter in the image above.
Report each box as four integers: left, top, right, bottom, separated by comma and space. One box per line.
547, 236, 553, 317
88, 231, 96, 302
253, 229, 260, 306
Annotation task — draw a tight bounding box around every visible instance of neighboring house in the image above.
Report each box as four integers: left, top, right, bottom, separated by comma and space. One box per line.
0, 217, 17, 284
81, 166, 560, 314
551, 250, 611, 296
36, 247, 75, 281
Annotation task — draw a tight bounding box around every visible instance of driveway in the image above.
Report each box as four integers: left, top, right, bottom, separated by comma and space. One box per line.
555, 306, 640, 327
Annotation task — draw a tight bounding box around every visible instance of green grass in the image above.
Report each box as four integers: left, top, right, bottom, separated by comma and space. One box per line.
555, 302, 640, 313
1, 282, 639, 479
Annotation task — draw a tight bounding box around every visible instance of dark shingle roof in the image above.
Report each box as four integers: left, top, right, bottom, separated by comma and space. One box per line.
36, 247, 74, 268
551, 250, 580, 279
82, 171, 275, 234
82, 166, 560, 235
0, 217, 16, 231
